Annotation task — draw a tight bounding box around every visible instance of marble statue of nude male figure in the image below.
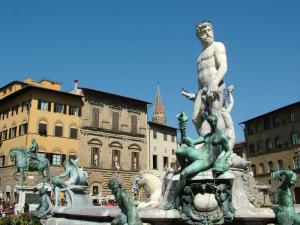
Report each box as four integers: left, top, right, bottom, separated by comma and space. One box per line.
182, 21, 228, 136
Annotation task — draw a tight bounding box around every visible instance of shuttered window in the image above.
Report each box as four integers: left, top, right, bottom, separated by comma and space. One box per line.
131, 115, 137, 134
112, 112, 119, 131
91, 108, 100, 128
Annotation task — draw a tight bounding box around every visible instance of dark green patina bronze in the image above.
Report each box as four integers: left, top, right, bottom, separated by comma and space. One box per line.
9, 139, 50, 186
108, 178, 142, 225
272, 170, 300, 225
164, 112, 232, 210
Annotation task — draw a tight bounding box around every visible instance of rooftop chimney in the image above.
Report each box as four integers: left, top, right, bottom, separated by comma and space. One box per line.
74, 80, 79, 90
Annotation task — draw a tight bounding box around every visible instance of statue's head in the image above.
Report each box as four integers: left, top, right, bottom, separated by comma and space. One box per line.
39, 186, 47, 195
108, 178, 121, 194
207, 114, 218, 129
195, 21, 214, 46
31, 138, 36, 143
183, 186, 192, 194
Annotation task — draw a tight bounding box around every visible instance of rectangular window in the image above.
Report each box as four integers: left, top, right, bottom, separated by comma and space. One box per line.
69, 105, 79, 116
9, 127, 17, 138
112, 150, 120, 169
112, 111, 119, 131
54, 103, 63, 113
11, 105, 19, 116
70, 128, 78, 139
273, 116, 280, 127
153, 131, 157, 139
19, 123, 28, 136
131, 115, 138, 134
131, 152, 139, 170
290, 112, 296, 122
163, 157, 169, 168
264, 119, 271, 130
0, 155, 5, 167
249, 143, 256, 154
152, 155, 157, 169
22, 101, 30, 112
38, 100, 50, 111
266, 139, 273, 151
91, 108, 100, 128
38, 123, 47, 136
55, 126, 63, 137
92, 186, 99, 196
91, 147, 99, 167
247, 124, 255, 135
256, 141, 263, 153
171, 162, 177, 170
46, 153, 66, 165
275, 137, 283, 148
291, 132, 299, 145
171, 135, 175, 142
164, 133, 167, 141
52, 154, 62, 166
2, 130, 7, 140
63, 105, 67, 114
294, 156, 300, 169
0, 132, 2, 141
278, 160, 284, 170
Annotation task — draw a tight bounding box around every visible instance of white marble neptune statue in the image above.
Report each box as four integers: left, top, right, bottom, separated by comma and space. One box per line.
182, 21, 229, 137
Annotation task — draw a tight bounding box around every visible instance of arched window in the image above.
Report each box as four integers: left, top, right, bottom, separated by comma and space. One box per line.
89, 139, 102, 168
9, 124, 17, 138
38, 120, 47, 136
54, 123, 63, 137
69, 126, 78, 139
268, 161, 274, 173
19, 121, 28, 136
259, 163, 265, 174
294, 156, 300, 170
251, 164, 256, 175
1, 127, 7, 140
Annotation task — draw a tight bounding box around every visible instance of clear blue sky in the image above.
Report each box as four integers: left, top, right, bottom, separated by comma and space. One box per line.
0, 1, 299, 141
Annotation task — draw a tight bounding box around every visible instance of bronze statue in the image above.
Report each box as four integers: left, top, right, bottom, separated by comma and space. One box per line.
9, 140, 50, 186
108, 178, 142, 225
164, 112, 231, 209
52, 159, 88, 206
271, 170, 300, 225
32, 186, 52, 218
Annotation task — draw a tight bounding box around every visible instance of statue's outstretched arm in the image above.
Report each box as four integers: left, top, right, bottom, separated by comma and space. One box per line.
192, 136, 205, 145
55, 168, 70, 179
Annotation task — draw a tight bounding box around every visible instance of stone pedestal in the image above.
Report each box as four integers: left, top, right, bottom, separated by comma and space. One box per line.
14, 185, 39, 214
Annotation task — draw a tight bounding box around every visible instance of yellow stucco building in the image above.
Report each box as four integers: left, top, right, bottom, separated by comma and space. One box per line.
0, 78, 82, 199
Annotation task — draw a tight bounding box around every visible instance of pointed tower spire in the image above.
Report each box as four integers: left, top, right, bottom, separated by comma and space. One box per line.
152, 84, 166, 125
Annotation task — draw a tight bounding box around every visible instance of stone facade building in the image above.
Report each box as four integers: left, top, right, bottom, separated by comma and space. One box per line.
240, 101, 300, 202
148, 86, 177, 172
78, 87, 149, 197
0, 78, 82, 200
